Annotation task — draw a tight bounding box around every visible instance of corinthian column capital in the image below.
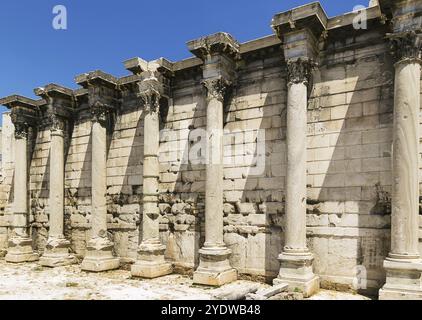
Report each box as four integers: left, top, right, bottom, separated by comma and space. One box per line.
90, 101, 110, 126
10, 110, 30, 140
138, 82, 161, 114
286, 58, 316, 86
202, 77, 231, 103
388, 30, 422, 65
48, 113, 65, 135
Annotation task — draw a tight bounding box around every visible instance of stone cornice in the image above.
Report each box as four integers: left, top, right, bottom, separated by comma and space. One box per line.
75, 70, 119, 89
123, 57, 149, 75
0, 95, 40, 135
34, 84, 74, 98
187, 32, 240, 61
75, 70, 120, 122
34, 84, 75, 123
4, 98, 40, 139
0, 95, 39, 109
122, 58, 173, 99
272, 2, 328, 40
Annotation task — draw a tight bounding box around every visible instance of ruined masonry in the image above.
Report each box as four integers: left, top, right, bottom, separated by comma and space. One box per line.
0, 0, 422, 299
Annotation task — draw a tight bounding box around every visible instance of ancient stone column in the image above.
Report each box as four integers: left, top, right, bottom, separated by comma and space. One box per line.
379, 30, 422, 300
39, 115, 76, 267
192, 77, 237, 286
81, 102, 120, 272
5, 115, 38, 263
131, 80, 172, 278
273, 58, 319, 297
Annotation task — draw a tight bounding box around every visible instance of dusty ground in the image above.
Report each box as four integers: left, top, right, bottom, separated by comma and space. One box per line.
0, 260, 370, 300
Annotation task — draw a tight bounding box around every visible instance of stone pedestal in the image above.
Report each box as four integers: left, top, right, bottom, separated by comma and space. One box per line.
274, 253, 319, 298
131, 79, 172, 279
39, 237, 77, 267
81, 106, 119, 272
40, 119, 76, 267
379, 31, 422, 300
193, 247, 237, 287
131, 241, 172, 278
5, 123, 38, 263
193, 78, 237, 286
81, 237, 120, 272
6, 236, 39, 263
274, 59, 319, 297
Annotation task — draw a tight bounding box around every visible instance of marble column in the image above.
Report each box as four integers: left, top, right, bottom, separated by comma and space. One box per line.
379, 31, 422, 300
273, 58, 319, 297
131, 84, 172, 278
5, 119, 38, 263
81, 102, 120, 272
193, 77, 237, 286
39, 115, 76, 267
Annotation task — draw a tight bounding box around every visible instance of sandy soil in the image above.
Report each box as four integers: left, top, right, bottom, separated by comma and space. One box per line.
0, 261, 370, 300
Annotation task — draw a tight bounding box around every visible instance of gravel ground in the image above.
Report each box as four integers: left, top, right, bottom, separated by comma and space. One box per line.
0, 261, 370, 300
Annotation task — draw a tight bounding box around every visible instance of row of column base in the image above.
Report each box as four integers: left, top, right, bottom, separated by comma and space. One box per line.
5, 239, 422, 299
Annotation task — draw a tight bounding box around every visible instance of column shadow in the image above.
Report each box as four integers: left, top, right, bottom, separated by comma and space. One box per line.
307, 26, 393, 297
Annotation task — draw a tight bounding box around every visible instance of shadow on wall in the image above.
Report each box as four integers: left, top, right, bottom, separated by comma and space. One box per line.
29, 125, 49, 254
109, 98, 144, 264
307, 28, 394, 296
159, 71, 205, 274
223, 47, 286, 283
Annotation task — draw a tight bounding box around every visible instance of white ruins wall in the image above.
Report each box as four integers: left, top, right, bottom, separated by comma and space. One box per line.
0, 1, 421, 298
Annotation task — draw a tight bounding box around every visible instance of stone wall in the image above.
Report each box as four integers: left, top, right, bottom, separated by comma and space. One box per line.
1, 1, 422, 295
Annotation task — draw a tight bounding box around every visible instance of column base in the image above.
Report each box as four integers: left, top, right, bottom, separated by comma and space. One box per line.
131, 243, 172, 278
274, 251, 320, 298
193, 246, 237, 287
81, 237, 120, 272
5, 236, 39, 263
379, 257, 422, 300
39, 237, 77, 267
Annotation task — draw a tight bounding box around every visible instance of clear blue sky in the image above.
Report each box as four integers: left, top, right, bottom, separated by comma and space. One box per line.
0, 0, 366, 117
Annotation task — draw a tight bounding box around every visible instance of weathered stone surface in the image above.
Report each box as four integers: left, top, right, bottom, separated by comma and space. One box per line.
0, 0, 422, 300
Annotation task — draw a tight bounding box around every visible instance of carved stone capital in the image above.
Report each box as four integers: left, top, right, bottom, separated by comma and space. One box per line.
91, 101, 110, 126
48, 113, 65, 134
202, 78, 231, 102
388, 30, 422, 64
10, 110, 29, 140
286, 58, 315, 86
137, 80, 161, 114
